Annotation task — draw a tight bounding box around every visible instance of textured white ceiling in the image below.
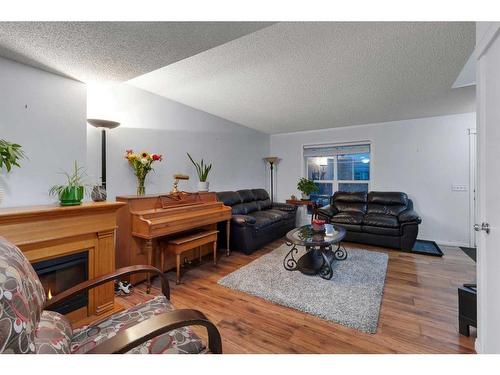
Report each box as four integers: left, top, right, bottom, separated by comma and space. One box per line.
0, 22, 272, 82
129, 22, 476, 134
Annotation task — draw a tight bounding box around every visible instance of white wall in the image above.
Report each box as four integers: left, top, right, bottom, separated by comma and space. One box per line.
0, 57, 87, 207
87, 84, 269, 199
270, 113, 476, 246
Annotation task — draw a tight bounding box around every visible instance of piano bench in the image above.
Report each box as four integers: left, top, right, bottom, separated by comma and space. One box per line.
162, 230, 219, 284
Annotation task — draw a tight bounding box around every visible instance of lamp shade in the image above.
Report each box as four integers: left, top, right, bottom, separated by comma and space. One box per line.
87, 119, 120, 129
264, 156, 280, 164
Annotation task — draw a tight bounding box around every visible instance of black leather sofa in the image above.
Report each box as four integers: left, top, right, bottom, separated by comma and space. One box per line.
216, 189, 297, 254
316, 191, 421, 250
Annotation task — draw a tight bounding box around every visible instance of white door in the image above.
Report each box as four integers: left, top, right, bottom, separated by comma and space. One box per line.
476, 22, 500, 354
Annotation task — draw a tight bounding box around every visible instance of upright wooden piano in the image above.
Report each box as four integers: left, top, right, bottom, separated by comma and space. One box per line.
116, 192, 232, 286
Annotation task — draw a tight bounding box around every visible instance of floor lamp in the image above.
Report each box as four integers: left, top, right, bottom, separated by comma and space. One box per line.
87, 119, 120, 191
264, 157, 279, 203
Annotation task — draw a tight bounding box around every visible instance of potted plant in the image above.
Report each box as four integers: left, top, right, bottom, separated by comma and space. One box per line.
0, 139, 26, 205
125, 150, 163, 195
187, 153, 212, 192
49, 161, 90, 206
297, 177, 319, 200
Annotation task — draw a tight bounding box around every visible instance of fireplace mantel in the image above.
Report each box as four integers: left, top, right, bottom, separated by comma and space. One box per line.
0, 201, 126, 325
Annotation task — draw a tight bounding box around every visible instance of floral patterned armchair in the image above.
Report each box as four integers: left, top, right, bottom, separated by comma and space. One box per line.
0, 236, 222, 354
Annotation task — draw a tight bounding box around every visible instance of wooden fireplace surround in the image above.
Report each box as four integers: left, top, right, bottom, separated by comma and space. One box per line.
0, 201, 125, 325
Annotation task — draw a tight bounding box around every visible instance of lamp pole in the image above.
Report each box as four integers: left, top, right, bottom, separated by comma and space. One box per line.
264, 157, 279, 203
87, 119, 120, 190
101, 129, 107, 189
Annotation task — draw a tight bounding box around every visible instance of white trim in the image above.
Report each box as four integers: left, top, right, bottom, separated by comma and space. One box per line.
476, 51, 489, 354
475, 338, 482, 354
468, 128, 477, 248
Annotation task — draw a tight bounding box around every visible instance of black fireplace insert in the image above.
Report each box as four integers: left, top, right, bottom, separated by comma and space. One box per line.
32, 251, 88, 315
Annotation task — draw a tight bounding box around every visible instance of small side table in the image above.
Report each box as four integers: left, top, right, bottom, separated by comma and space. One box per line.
285, 199, 318, 224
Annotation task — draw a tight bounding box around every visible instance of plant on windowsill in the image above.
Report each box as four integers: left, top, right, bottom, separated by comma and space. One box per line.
297, 177, 319, 200
49, 161, 90, 206
187, 153, 212, 192
0, 139, 26, 205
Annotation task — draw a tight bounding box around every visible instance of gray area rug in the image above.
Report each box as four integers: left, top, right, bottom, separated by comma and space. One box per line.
218, 244, 388, 333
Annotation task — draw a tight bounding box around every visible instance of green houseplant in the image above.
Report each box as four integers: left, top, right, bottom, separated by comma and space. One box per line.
297, 177, 319, 200
49, 161, 90, 206
0, 139, 26, 205
187, 153, 212, 192
0, 139, 26, 172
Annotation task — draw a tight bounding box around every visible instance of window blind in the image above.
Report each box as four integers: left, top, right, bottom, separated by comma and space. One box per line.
303, 144, 370, 157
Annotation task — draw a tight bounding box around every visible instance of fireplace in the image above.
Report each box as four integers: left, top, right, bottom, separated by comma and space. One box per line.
33, 252, 88, 315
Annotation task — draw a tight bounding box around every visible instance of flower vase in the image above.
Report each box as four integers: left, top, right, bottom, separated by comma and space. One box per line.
137, 177, 146, 196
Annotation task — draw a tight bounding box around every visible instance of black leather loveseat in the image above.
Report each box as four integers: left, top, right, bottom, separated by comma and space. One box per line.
216, 189, 297, 254
316, 191, 421, 250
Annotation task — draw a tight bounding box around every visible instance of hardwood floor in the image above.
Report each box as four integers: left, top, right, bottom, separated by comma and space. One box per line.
117, 239, 477, 353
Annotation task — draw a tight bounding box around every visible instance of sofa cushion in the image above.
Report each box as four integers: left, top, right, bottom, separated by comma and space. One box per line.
334, 202, 367, 214
71, 296, 204, 354
330, 212, 364, 225
216, 191, 242, 206
231, 215, 256, 226
317, 204, 338, 218
252, 216, 276, 230
231, 201, 259, 215
267, 209, 295, 220
251, 189, 270, 201
332, 191, 368, 203
236, 189, 256, 203
363, 225, 401, 237
334, 223, 363, 233
367, 203, 407, 216
251, 210, 283, 223
398, 209, 421, 223
363, 214, 400, 228
0, 237, 46, 354
34, 310, 73, 354
367, 192, 408, 216
256, 199, 272, 210
368, 192, 408, 206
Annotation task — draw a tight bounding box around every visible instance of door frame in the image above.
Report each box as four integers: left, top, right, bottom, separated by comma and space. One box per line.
468, 128, 477, 249
475, 22, 500, 354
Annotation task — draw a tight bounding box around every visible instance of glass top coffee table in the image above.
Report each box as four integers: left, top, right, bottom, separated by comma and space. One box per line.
284, 224, 347, 280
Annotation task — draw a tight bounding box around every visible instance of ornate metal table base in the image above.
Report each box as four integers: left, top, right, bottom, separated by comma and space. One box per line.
283, 242, 347, 280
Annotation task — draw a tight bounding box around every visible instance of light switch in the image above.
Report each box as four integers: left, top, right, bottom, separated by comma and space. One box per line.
451, 185, 468, 192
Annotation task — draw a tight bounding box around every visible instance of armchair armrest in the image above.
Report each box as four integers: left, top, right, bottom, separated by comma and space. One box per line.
87, 309, 222, 354
398, 209, 421, 224
44, 265, 170, 310
316, 204, 338, 218
231, 214, 256, 226
272, 202, 297, 212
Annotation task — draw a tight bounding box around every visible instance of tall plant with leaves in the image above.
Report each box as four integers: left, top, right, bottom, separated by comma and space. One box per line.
49, 161, 90, 197
0, 139, 26, 173
187, 153, 212, 182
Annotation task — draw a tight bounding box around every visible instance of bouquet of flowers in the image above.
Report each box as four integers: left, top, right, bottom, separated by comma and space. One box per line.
125, 150, 163, 195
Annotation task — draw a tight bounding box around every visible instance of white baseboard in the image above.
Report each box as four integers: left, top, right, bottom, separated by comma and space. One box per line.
475, 338, 482, 354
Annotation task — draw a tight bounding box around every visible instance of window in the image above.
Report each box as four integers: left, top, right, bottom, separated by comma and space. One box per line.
304, 144, 371, 207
